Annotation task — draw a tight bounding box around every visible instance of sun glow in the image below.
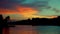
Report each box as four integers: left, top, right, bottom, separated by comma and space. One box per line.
0, 6, 58, 20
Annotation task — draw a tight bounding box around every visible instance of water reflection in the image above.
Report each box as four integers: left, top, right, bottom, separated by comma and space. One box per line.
9, 25, 60, 34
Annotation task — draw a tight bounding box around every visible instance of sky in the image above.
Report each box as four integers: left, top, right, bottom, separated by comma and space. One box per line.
0, 0, 60, 20
9, 25, 60, 34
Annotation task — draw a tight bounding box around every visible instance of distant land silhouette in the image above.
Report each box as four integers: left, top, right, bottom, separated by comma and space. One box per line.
0, 14, 60, 26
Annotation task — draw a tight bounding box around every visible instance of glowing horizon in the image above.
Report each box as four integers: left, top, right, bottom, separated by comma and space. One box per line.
0, 6, 58, 20
0, 0, 59, 20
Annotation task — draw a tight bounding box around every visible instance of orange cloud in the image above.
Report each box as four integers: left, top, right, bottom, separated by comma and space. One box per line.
0, 6, 58, 20
16, 6, 58, 19
16, 6, 38, 18
0, 8, 19, 14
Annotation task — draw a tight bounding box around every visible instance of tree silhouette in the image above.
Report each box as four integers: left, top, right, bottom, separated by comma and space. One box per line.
0, 15, 3, 25
4, 16, 10, 22
0, 15, 3, 21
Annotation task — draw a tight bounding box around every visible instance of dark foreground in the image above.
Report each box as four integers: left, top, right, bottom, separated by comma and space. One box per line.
0, 15, 60, 34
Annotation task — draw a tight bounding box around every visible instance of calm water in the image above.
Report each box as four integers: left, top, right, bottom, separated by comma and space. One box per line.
9, 25, 60, 34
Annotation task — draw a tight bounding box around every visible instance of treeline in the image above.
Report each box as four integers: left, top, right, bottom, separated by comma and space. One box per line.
0, 14, 59, 26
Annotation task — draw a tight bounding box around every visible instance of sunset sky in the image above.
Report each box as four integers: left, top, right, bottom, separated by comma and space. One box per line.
0, 0, 60, 20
